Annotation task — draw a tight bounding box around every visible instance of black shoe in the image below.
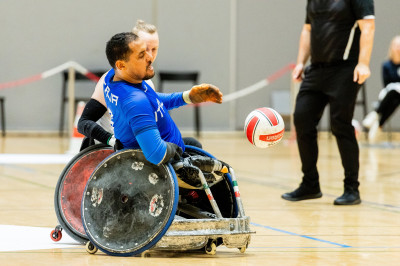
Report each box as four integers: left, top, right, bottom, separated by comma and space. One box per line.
334, 190, 361, 205
282, 185, 322, 201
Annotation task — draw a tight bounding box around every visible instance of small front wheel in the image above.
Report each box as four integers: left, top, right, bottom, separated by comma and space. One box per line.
205, 241, 217, 255
50, 229, 62, 242
239, 246, 246, 253
141, 250, 151, 257
85, 241, 98, 254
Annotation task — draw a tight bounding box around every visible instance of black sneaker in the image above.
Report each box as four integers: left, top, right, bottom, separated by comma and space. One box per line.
281, 185, 322, 201
334, 190, 361, 205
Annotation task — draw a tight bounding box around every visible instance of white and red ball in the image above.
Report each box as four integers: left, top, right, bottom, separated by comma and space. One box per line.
244, 107, 285, 148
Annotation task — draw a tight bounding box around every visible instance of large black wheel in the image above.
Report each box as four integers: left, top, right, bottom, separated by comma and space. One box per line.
81, 149, 179, 256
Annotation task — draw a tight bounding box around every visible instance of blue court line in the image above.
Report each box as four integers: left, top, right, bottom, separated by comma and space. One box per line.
360, 199, 400, 210
251, 222, 352, 248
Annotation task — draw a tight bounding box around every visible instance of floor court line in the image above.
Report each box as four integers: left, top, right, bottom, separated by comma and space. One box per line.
251, 222, 352, 247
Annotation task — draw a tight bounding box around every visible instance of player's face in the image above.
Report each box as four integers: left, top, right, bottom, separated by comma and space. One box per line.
125, 39, 155, 83
138, 31, 159, 62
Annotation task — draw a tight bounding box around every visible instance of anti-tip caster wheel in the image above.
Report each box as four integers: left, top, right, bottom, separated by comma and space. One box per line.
239, 246, 246, 253
140, 250, 151, 258
239, 241, 249, 253
85, 241, 98, 254
50, 226, 62, 242
205, 241, 217, 255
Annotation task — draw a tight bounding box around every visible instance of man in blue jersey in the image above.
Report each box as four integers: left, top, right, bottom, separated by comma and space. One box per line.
103, 32, 223, 165
78, 20, 160, 150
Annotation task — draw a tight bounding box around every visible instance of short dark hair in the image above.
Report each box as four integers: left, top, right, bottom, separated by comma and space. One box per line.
106, 32, 139, 68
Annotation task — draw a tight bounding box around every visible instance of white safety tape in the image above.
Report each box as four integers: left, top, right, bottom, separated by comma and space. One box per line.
41, 61, 74, 79
223, 79, 269, 103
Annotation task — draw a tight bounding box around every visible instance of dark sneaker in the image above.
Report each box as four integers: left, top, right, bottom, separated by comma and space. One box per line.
282, 185, 322, 201
334, 190, 361, 205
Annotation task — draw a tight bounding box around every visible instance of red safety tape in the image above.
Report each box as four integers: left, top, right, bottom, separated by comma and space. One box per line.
0, 74, 43, 90
266, 63, 295, 83
0, 61, 100, 91
85, 72, 101, 82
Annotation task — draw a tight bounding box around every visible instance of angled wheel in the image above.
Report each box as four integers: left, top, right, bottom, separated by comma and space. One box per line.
54, 144, 113, 244
82, 149, 179, 256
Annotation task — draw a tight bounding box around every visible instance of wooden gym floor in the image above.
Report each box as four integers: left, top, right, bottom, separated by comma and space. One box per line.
0, 132, 399, 265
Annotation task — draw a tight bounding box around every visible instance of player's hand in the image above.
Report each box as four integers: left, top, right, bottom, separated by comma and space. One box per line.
353, 63, 371, 84
292, 63, 304, 82
161, 142, 183, 164
189, 83, 223, 104
108, 135, 124, 151
114, 139, 124, 151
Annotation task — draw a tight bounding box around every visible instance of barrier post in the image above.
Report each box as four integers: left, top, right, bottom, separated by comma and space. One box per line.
67, 67, 76, 138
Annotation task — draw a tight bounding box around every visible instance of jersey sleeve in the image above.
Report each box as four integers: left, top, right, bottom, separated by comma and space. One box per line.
156, 92, 187, 110
136, 127, 167, 165
352, 0, 375, 20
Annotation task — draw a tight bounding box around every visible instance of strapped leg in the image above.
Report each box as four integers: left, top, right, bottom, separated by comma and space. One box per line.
172, 159, 223, 218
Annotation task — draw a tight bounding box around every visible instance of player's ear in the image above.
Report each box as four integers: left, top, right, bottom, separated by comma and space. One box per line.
115, 60, 125, 71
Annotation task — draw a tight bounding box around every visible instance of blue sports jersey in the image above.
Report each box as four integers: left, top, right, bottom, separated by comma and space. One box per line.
103, 69, 186, 155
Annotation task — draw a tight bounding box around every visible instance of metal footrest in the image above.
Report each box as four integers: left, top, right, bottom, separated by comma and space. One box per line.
154, 216, 254, 251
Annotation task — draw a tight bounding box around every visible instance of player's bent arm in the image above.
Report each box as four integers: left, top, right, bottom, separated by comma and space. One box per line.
135, 128, 182, 165
77, 99, 113, 145
122, 93, 182, 165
